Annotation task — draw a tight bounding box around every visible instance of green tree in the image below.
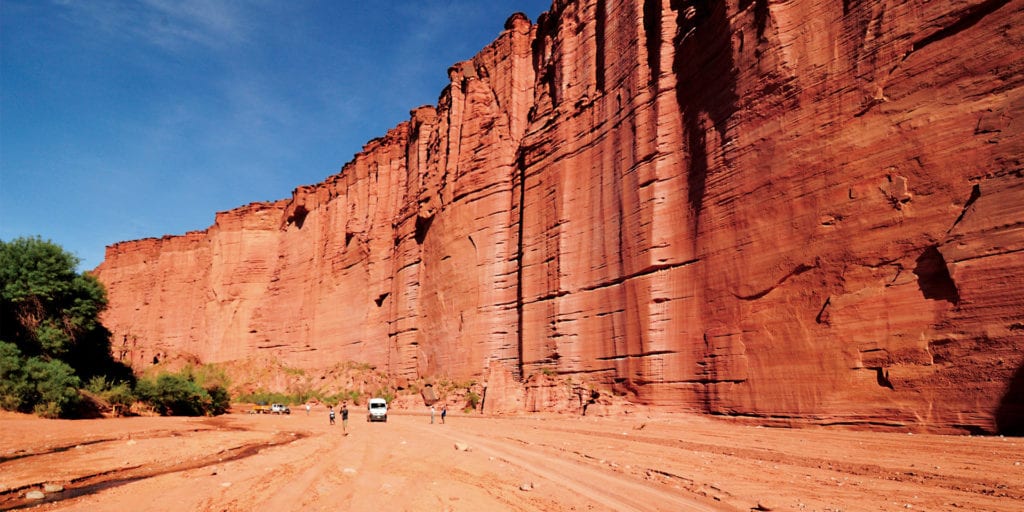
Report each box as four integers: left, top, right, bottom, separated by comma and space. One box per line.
1, 237, 85, 355
0, 237, 132, 417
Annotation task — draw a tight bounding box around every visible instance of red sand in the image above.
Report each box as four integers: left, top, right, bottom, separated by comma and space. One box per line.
2, 408, 1022, 511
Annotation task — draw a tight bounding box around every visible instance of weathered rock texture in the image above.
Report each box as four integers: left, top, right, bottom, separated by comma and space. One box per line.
95, 0, 1024, 433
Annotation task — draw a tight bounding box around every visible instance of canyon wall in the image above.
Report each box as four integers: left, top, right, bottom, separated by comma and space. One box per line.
95, 0, 1024, 433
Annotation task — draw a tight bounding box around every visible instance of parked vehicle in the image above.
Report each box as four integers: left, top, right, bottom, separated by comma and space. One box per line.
367, 398, 388, 422
271, 403, 291, 415
250, 402, 271, 414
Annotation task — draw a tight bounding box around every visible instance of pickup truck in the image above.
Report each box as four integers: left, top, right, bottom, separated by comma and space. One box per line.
271, 403, 291, 415
250, 403, 271, 414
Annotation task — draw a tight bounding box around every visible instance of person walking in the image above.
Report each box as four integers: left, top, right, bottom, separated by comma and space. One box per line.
441, 404, 447, 424
329, 405, 336, 425
430, 405, 435, 424
341, 403, 349, 434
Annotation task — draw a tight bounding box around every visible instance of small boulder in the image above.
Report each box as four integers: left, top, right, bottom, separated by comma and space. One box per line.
43, 483, 64, 493
454, 442, 470, 452
25, 490, 45, 500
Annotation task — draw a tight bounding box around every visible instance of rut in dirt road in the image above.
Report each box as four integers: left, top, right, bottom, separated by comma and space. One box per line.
417, 422, 732, 512
0, 430, 309, 511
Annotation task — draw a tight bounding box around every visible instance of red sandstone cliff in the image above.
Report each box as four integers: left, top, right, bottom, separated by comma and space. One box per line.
95, 1, 1024, 433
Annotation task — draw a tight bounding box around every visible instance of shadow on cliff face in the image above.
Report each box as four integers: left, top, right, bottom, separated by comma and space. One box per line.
996, 362, 1024, 436
913, 245, 960, 304
669, 0, 739, 225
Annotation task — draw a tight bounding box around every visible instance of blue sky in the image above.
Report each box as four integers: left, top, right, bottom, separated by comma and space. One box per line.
1, 0, 550, 271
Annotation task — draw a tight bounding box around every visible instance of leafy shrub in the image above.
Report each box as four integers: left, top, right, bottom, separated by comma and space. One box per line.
464, 390, 481, 412
205, 384, 231, 415
25, 357, 82, 418
0, 341, 34, 411
0, 342, 81, 418
375, 389, 395, 404
104, 382, 137, 412
236, 390, 296, 405
330, 389, 362, 405
135, 371, 229, 416
86, 375, 136, 413
237, 388, 362, 407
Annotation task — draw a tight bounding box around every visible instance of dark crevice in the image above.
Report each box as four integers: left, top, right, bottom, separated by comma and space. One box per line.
374, 293, 389, 307
913, 246, 959, 304
739, 0, 770, 41
753, 0, 770, 41
948, 183, 981, 234
595, 0, 606, 92
996, 363, 1024, 436
514, 149, 528, 381
576, 259, 701, 294
911, 0, 1011, 53
533, 10, 561, 111
287, 205, 309, 229
874, 367, 895, 389
414, 215, 433, 245
643, 0, 662, 86
596, 350, 678, 361
734, 263, 816, 301
671, 0, 739, 230
815, 296, 831, 324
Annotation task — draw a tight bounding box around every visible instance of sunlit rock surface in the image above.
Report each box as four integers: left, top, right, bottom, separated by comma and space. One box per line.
95, 0, 1024, 433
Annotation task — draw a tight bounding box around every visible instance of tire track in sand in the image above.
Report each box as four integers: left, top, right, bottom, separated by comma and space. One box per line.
415, 422, 734, 512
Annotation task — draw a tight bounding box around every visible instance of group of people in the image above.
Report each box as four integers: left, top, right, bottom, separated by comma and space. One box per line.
327, 403, 350, 433
311, 401, 449, 429
430, 404, 447, 424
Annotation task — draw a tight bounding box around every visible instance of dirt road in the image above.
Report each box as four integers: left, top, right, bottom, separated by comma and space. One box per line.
1, 409, 1021, 511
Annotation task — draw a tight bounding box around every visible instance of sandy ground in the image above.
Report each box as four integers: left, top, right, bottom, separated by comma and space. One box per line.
1, 408, 1022, 512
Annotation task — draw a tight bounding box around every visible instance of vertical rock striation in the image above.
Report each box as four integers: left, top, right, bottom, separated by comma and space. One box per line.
95, 1, 1024, 433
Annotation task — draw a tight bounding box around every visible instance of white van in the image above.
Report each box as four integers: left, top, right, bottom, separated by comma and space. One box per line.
367, 398, 388, 422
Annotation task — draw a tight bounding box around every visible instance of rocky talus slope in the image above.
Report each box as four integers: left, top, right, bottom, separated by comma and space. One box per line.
95, 0, 1024, 433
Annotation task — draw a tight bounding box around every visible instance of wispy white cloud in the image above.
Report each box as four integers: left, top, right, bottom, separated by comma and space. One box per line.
53, 0, 258, 53
139, 0, 253, 50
